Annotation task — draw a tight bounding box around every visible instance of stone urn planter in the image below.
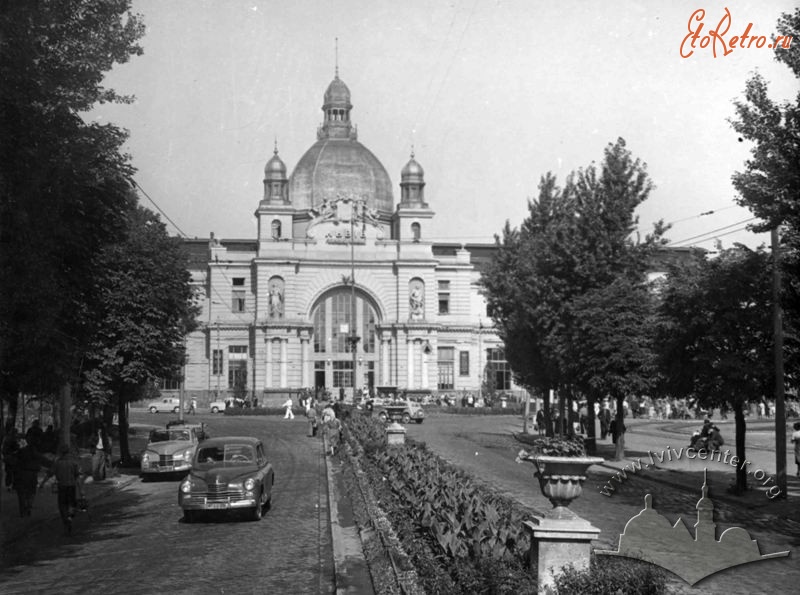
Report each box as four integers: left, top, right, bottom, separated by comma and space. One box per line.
516, 436, 603, 519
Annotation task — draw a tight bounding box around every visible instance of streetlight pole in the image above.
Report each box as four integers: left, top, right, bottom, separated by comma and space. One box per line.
772, 226, 786, 498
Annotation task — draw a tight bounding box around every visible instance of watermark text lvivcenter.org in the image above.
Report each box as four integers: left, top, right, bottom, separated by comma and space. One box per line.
600, 446, 782, 499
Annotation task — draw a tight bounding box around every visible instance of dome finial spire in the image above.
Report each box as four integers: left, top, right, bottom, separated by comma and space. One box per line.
335, 37, 339, 78
273, 137, 278, 155
410, 144, 415, 159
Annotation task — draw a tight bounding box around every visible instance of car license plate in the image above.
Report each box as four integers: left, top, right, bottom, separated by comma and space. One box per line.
205, 502, 227, 510
159, 465, 174, 471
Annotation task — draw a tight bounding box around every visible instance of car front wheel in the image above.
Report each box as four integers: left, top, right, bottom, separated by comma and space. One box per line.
172, 407, 180, 414
378, 412, 387, 422
250, 492, 264, 521
211, 406, 219, 413
149, 407, 157, 414
402, 413, 411, 424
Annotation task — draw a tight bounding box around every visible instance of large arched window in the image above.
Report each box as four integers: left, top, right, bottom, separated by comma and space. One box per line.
311, 288, 379, 354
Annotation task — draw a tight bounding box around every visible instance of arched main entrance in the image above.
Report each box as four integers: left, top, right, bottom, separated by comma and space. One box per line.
310, 287, 380, 397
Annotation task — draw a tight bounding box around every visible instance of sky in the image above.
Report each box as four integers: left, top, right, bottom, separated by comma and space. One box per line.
91, 0, 799, 251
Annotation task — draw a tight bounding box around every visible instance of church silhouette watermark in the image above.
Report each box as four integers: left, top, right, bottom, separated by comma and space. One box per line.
597, 471, 789, 585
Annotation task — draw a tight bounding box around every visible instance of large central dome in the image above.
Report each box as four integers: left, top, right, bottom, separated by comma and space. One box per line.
288, 74, 394, 213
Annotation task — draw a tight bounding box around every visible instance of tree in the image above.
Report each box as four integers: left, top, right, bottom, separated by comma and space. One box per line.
655, 246, 774, 492
729, 8, 800, 332
0, 1, 144, 426
481, 139, 665, 454
83, 206, 199, 464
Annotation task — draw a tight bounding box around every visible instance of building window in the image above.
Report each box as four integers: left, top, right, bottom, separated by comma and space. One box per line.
438, 280, 450, 315
411, 222, 421, 241
228, 345, 248, 390
486, 347, 511, 391
232, 277, 245, 286
459, 351, 469, 376
212, 349, 223, 375
232, 290, 245, 313
437, 347, 455, 390
313, 307, 326, 353
333, 361, 353, 388
160, 377, 181, 390
271, 219, 281, 239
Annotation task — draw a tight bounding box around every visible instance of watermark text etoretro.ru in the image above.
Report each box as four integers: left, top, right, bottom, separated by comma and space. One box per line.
599, 446, 782, 499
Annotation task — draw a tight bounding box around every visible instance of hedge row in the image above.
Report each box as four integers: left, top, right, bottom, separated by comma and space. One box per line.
343, 414, 538, 593
343, 413, 667, 595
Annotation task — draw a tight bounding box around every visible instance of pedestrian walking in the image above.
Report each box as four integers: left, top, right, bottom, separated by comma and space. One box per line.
2, 425, 20, 491
11, 438, 43, 517
283, 397, 295, 420
326, 417, 342, 455
189, 397, 197, 415
91, 424, 111, 481
535, 409, 545, 437
307, 405, 319, 437
40, 444, 85, 535
792, 421, 800, 477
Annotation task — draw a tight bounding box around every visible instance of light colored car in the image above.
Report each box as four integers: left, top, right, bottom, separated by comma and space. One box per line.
146, 397, 187, 414
140, 424, 205, 476
179, 436, 275, 522
209, 400, 227, 414
373, 400, 425, 424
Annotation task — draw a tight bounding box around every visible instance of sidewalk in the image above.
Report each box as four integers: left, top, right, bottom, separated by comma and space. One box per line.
0, 468, 139, 548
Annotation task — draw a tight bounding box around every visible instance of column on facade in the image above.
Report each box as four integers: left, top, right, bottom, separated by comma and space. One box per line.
406, 337, 414, 388
421, 342, 429, 389
265, 338, 273, 388
381, 338, 390, 386
301, 337, 309, 389
280, 338, 288, 387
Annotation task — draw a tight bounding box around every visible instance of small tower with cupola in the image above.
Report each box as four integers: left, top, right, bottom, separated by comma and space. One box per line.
256, 141, 294, 250
394, 149, 434, 243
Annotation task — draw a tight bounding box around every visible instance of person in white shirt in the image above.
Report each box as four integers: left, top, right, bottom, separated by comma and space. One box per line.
283, 398, 294, 420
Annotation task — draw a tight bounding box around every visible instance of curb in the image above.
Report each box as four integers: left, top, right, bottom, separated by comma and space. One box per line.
323, 435, 375, 595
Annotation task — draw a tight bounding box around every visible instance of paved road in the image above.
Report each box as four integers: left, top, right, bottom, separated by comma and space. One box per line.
406, 413, 800, 595
0, 414, 335, 595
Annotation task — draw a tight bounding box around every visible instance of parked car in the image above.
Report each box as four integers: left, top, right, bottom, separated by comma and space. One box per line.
209, 400, 227, 414
141, 423, 206, 477
372, 399, 425, 424
146, 397, 187, 414
178, 436, 274, 522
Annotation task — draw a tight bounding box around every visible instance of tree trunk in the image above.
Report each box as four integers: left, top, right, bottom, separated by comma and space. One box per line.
543, 389, 553, 438
117, 389, 131, 466
734, 400, 748, 493
614, 395, 625, 461
586, 392, 597, 455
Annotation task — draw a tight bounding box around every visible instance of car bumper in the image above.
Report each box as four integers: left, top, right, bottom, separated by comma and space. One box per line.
179, 494, 257, 510
141, 463, 191, 474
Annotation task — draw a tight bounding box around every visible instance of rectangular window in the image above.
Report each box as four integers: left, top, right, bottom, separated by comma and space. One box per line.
437, 347, 455, 390
438, 280, 450, 315
332, 361, 353, 388
486, 348, 511, 390
459, 351, 469, 376
232, 277, 245, 286
314, 307, 326, 353
212, 349, 223, 375
232, 290, 246, 313
228, 360, 248, 389
160, 378, 181, 390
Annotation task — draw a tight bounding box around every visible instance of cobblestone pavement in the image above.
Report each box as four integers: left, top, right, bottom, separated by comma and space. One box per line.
406, 414, 800, 595
0, 415, 337, 594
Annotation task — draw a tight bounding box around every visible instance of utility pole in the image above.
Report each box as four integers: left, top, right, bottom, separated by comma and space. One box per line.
349, 199, 361, 401
772, 226, 786, 498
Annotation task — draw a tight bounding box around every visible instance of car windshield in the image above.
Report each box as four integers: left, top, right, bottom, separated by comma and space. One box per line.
150, 429, 190, 442
196, 444, 255, 465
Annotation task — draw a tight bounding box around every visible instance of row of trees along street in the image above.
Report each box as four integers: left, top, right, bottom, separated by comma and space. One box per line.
0, 1, 198, 470
482, 8, 799, 495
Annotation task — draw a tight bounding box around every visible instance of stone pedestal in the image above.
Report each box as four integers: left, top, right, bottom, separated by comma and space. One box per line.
386, 421, 406, 446
523, 515, 600, 593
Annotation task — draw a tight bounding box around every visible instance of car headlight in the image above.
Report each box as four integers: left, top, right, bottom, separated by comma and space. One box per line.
141, 453, 149, 464
180, 480, 192, 493
243, 478, 256, 491
184, 448, 194, 461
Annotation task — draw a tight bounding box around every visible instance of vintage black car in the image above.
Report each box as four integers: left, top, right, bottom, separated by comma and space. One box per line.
178, 436, 274, 522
